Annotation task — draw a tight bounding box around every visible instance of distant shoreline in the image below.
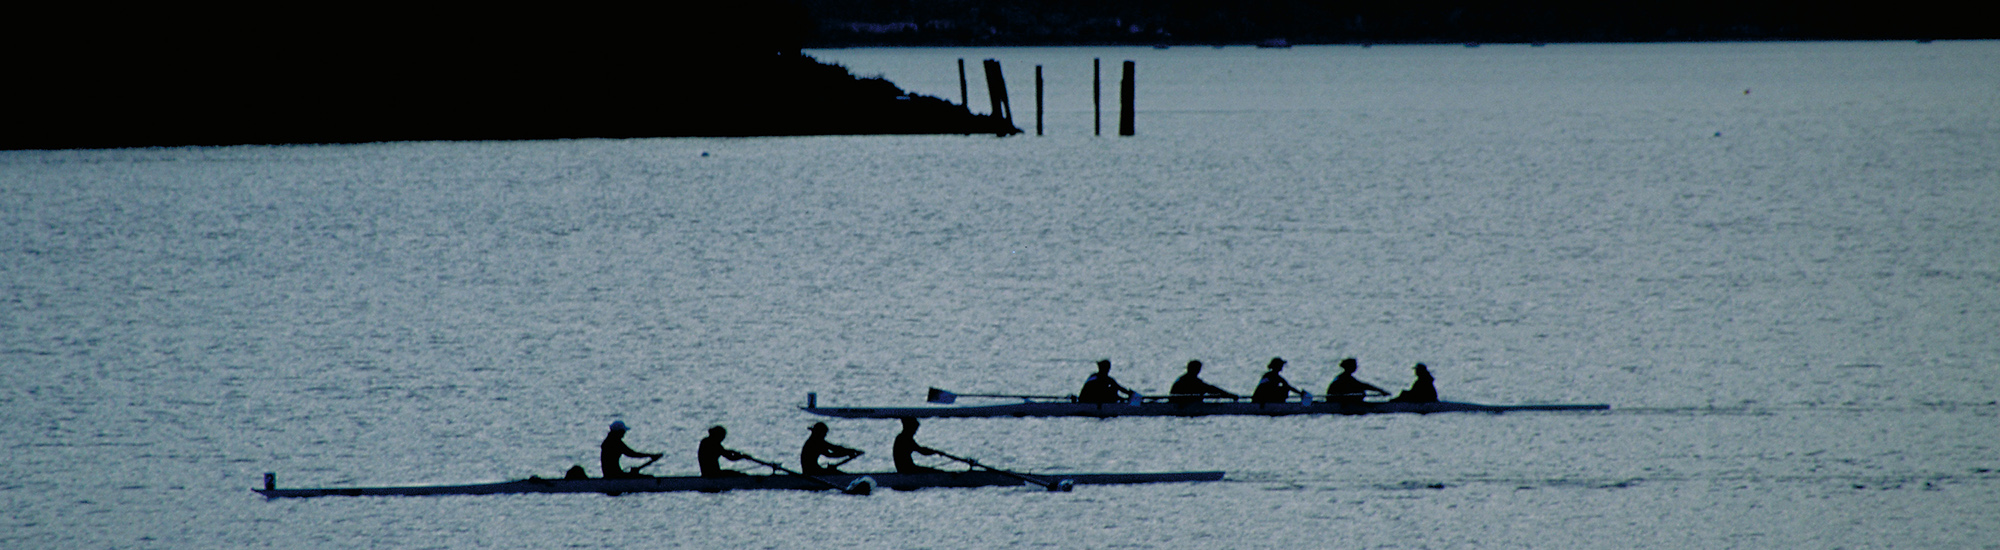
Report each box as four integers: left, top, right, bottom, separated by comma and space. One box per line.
4, 53, 1020, 151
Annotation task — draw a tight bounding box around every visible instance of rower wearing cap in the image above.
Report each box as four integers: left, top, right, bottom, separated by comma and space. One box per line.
1078, 359, 1137, 403
1168, 360, 1237, 404
601, 421, 663, 479
893, 418, 945, 474
1251, 357, 1306, 403
698, 426, 750, 478
800, 422, 864, 475
1324, 358, 1389, 405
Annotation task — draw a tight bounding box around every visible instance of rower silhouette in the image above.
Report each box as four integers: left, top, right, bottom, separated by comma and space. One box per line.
1078, 359, 1136, 403
1169, 360, 1237, 403
699, 426, 750, 478
1324, 358, 1389, 405
893, 418, 946, 474
1390, 363, 1439, 403
601, 420, 663, 479
1251, 357, 1306, 403
800, 422, 863, 474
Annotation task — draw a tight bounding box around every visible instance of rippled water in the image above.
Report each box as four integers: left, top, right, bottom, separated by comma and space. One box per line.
4, 41, 1998, 549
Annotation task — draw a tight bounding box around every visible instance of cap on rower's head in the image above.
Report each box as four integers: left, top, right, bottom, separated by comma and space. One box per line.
1340, 358, 1358, 371
709, 426, 727, 437
1267, 357, 1286, 369
810, 422, 828, 432
900, 417, 919, 430
1414, 363, 1430, 374
1186, 360, 1203, 371
609, 420, 628, 432
1096, 359, 1111, 371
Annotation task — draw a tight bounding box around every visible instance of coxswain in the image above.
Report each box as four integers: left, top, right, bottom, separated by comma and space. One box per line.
1250, 357, 1306, 403
1324, 358, 1389, 405
601, 421, 663, 479
800, 422, 864, 475
1168, 360, 1237, 404
1077, 359, 1137, 403
1389, 363, 1440, 403
698, 426, 750, 478
893, 418, 945, 474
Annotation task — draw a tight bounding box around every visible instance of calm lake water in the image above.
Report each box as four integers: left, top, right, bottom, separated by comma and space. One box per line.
4, 41, 1997, 549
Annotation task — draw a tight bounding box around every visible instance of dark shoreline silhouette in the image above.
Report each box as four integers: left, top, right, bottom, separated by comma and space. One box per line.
4, 3, 1017, 151
5, 53, 1019, 150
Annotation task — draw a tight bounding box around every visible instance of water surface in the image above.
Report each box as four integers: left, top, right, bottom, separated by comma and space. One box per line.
3, 41, 1997, 548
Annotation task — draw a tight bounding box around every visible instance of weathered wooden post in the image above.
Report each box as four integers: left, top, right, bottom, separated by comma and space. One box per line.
1119, 60, 1135, 136
1093, 58, 1102, 136
1035, 65, 1044, 136
983, 59, 1011, 124
957, 59, 968, 107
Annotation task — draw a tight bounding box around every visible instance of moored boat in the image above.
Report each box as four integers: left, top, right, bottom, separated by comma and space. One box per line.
254, 470, 1224, 498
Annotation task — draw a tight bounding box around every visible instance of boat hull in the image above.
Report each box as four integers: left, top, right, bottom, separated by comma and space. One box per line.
802, 400, 1609, 418
254, 470, 1225, 498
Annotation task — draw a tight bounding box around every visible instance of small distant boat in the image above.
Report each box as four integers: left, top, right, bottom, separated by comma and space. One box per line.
802, 390, 1610, 419
254, 470, 1225, 498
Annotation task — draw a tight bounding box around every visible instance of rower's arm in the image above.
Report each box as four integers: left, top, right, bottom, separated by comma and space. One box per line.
611, 441, 653, 459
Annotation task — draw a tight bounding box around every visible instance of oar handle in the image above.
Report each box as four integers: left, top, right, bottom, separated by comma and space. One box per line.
829, 453, 863, 468
739, 454, 846, 491
632, 455, 662, 473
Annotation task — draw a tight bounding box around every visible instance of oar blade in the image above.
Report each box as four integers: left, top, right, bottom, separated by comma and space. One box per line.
844, 476, 876, 495
927, 387, 957, 404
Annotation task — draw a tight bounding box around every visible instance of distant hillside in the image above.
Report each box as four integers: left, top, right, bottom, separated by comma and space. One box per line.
800, 0, 1988, 46
4, 3, 1015, 150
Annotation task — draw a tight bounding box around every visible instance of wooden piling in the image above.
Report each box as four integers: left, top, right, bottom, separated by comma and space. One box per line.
982, 59, 1011, 124
1093, 58, 1102, 136
957, 59, 968, 107
1119, 60, 1135, 136
1035, 65, 1044, 136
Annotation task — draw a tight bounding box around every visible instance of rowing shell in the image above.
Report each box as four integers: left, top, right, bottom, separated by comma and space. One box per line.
254, 470, 1225, 498
802, 399, 1609, 419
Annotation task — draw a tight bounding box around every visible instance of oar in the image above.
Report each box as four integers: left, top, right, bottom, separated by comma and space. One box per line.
928, 387, 1067, 404
931, 449, 1074, 492
827, 451, 864, 469
738, 453, 873, 495
1151, 394, 1245, 403
630, 455, 662, 474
